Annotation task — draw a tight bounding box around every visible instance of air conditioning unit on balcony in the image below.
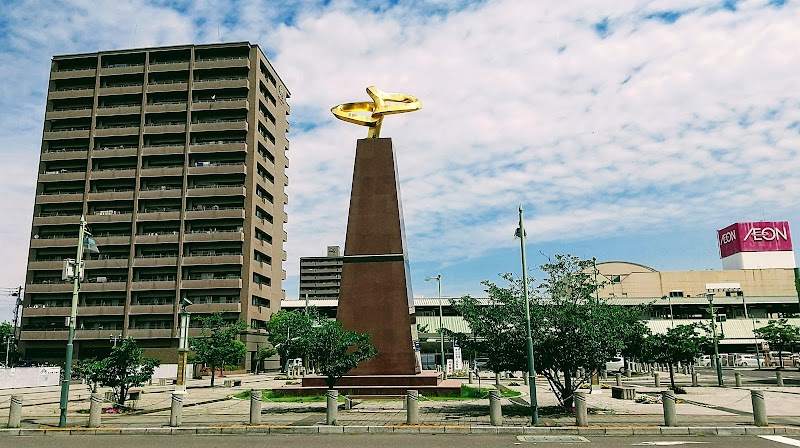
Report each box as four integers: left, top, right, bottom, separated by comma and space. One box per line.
95, 276, 108, 283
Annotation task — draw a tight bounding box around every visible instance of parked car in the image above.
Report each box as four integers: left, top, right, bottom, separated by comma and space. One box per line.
767, 352, 793, 367
735, 354, 763, 367
474, 358, 489, 371
698, 355, 712, 367
605, 356, 625, 373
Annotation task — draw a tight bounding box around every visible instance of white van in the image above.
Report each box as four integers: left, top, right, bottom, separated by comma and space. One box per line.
605, 356, 625, 373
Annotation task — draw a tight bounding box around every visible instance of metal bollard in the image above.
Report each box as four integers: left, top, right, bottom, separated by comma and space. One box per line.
468, 370, 474, 384
600, 369, 607, 380
89, 392, 102, 428
575, 391, 588, 427
489, 389, 502, 426
626, 368, 632, 379
344, 397, 352, 411
495, 372, 501, 385
7, 395, 22, 428
326, 389, 338, 425
615, 373, 622, 386
406, 390, 419, 425
751, 390, 768, 426
523, 373, 529, 386
691, 372, 698, 387
682, 365, 688, 375
170, 392, 183, 427
249, 390, 262, 425
654, 372, 660, 387
735, 372, 742, 387
662, 390, 677, 426
777, 371, 784, 387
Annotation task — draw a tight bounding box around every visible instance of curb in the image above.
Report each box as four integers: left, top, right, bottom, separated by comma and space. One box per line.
1, 425, 799, 436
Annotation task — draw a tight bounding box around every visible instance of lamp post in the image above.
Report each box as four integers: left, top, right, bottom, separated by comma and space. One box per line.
59, 215, 98, 427
516, 205, 538, 425
662, 295, 675, 328
705, 292, 724, 387
109, 334, 123, 347
4, 335, 13, 367
176, 297, 191, 392
425, 274, 446, 379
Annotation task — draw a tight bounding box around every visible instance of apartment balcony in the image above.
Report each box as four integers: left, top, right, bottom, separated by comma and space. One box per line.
184, 207, 245, 221
135, 232, 179, 244
89, 168, 137, 180
181, 278, 242, 289
187, 163, 246, 176
20, 306, 69, 317
41, 149, 89, 161
191, 120, 247, 133
147, 81, 188, 93
129, 304, 175, 315
92, 235, 131, 246
19, 330, 68, 341
49, 87, 94, 100
94, 125, 139, 137
127, 329, 173, 339
186, 185, 245, 198
31, 236, 78, 248
145, 101, 187, 114
35, 192, 83, 205
27, 260, 63, 270
133, 255, 178, 267
140, 166, 183, 177
136, 210, 180, 222
191, 98, 248, 112
192, 77, 248, 90
130, 280, 177, 291
100, 64, 144, 76
80, 281, 128, 292
87, 190, 134, 202
23, 305, 125, 317
44, 128, 91, 140
138, 186, 182, 199
96, 104, 141, 116
84, 258, 129, 269
51, 68, 96, 79
144, 122, 186, 134
185, 302, 241, 314
148, 61, 190, 72
142, 144, 184, 156
193, 57, 250, 70
189, 141, 247, 154
46, 108, 92, 120
183, 230, 243, 243
33, 213, 82, 226
99, 84, 142, 95
86, 211, 133, 224
182, 254, 243, 266
92, 146, 138, 158
25, 282, 72, 293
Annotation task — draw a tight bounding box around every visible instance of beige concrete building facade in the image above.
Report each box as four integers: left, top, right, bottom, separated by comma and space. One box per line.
298, 246, 342, 301
21, 42, 289, 369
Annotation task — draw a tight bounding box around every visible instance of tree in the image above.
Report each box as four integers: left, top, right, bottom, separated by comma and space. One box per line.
646, 324, 709, 389
190, 312, 247, 386
252, 346, 277, 374
0, 321, 18, 366
449, 254, 645, 408
75, 338, 160, 407
264, 308, 322, 372
620, 320, 652, 372
755, 319, 800, 368
305, 320, 377, 389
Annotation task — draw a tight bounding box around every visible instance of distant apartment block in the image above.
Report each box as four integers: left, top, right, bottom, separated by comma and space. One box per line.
299, 246, 342, 300
21, 42, 290, 370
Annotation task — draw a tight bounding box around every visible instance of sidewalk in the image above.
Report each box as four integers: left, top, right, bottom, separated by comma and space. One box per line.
1, 372, 799, 434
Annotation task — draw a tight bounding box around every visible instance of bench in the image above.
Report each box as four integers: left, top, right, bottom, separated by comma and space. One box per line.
611, 386, 636, 400
223, 379, 242, 387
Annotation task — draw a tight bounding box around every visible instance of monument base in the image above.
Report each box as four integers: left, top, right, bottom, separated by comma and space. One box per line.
280, 371, 460, 396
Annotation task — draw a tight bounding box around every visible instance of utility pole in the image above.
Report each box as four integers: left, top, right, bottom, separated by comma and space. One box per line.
516, 205, 538, 425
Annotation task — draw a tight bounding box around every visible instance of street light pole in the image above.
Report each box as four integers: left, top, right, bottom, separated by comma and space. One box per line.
59, 215, 88, 427
425, 275, 446, 379
516, 205, 538, 425
705, 292, 724, 387
662, 295, 675, 328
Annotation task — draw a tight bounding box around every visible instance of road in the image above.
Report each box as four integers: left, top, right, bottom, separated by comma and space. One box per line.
2, 434, 800, 448
692, 367, 800, 387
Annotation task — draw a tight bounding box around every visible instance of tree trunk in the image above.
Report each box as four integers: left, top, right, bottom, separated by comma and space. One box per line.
562, 369, 574, 409
668, 363, 675, 389
210, 364, 216, 386
326, 375, 336, 389
779, 350, 785, 369
117, 386, 127, 408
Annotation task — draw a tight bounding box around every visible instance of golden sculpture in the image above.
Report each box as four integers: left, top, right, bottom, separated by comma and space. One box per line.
331, 86, 421, 138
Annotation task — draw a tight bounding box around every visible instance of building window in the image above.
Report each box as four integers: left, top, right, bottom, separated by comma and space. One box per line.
669, 291, 684, 298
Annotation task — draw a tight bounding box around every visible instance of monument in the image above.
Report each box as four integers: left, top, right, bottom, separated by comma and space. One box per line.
301, 87, 453, 393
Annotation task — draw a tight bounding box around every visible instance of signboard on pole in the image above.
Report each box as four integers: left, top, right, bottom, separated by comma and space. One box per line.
453, 340, 463, 371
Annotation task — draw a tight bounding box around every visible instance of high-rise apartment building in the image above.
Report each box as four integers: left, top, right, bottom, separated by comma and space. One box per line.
298, 246, 342, 300
20, 42, 289, 370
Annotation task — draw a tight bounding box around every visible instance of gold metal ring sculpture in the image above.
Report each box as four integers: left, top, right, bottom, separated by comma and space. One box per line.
331, 86, 421, 138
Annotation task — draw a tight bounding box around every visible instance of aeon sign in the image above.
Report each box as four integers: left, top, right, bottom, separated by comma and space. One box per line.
718, 221, 793, 258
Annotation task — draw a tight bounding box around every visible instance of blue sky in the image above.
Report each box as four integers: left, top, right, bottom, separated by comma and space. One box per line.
0, 0, 799, 320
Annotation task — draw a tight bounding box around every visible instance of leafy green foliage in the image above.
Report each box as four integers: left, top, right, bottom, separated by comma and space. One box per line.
644, 324, 709, 388
305, 320, 377, 388
253, 346, 277, 374
449, 254, 645, 408
75, 338, 160, 407
264, 308, 323, 370
0, 321, 16, 366
755, 319, 800, 368
190, 312, 247, 386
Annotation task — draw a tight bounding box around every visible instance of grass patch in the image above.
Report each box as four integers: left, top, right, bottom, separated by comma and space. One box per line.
234, 390, 344, 402
423, 384, 521, 401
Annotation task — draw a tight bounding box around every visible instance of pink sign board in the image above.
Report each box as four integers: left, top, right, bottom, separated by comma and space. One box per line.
718, 221, 793, 258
